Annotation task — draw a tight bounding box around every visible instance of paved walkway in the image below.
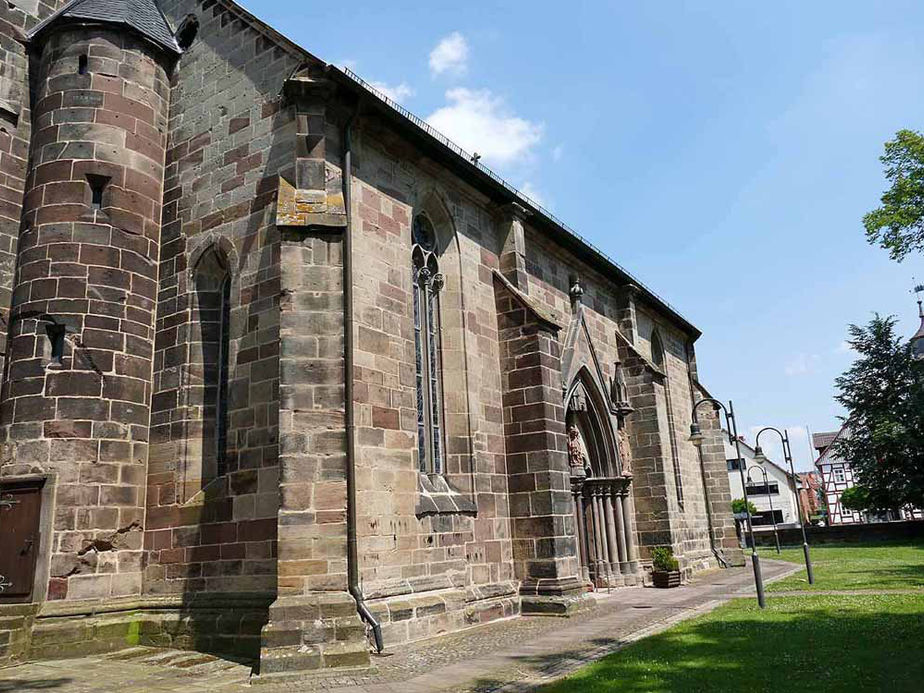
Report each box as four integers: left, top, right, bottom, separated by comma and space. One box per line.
0, 559, 800, 693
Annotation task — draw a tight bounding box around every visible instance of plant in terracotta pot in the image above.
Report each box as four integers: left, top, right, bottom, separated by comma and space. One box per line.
650, 546, 681, 588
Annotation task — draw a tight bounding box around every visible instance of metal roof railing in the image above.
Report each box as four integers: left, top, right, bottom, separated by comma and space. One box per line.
336, 67, 693, 332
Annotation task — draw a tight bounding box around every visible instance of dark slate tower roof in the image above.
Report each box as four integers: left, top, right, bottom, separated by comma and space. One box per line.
28, 0, 181, 53
912, 298, 924, 361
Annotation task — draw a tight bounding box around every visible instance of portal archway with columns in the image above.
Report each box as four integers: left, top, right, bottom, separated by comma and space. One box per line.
566, 370, 640, 586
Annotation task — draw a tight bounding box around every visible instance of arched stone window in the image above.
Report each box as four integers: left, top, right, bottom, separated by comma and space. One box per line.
652, 330, 684, 506
188, 247, 232, 494
412, 214, 446, 474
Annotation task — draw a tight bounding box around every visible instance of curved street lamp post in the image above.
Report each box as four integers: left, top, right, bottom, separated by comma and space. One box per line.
754, 427, 815, 585
746, 465, 781, 554
689, 398, 766, 608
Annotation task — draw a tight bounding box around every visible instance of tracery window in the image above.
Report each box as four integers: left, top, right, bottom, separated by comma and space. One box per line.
412, 214, 446, 474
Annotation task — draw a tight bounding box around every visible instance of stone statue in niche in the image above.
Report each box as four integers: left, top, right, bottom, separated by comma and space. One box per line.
568, 425, 584, 471
618, 425, 632, 476
568, 425, 591, 477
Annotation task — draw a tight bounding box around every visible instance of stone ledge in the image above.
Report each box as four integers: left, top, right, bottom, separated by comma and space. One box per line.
35, 591, 275, 618
366, 583, 521, 648
415, 473, 477, 517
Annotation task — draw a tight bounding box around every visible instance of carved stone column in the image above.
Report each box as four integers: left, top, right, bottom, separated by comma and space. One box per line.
594, 486, 609, 585
622, 484, 641, 575
571, 476, 589, 583
603, 484, 622, 583
613, 487, 629, 569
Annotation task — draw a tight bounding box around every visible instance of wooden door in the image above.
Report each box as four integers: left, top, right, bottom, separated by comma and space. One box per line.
0, 479, 43, 603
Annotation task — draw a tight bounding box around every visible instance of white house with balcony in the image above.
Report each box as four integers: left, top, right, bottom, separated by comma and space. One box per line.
725, 434, 800, 530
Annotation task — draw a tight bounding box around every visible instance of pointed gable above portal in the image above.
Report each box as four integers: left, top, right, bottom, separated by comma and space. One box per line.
28, 0, 181, 53
561, 279, 614, 413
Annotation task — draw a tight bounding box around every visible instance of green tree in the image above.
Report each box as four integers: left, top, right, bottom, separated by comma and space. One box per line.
838, 485, 871, 513
731, 498, 758, 516
833, 315, 924, 510
863, 129, 924, 261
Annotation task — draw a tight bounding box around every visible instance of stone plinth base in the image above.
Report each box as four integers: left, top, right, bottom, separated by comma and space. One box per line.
365, 580, 519, 647
519, 576, 591, 616
0, 593, 273, 667
259, 593, 370, 675
722, 547, 746, 567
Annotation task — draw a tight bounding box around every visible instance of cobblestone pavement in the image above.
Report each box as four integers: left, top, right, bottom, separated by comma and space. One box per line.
0, 559, 800, 693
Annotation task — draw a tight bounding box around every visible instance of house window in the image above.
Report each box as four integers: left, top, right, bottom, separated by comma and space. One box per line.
752, 509, 784, 526
727, 459, 744, 471
412, 214, 445, 474
746, 482, 780, 496
833, 467, 846, 484
78, 54, 88, 75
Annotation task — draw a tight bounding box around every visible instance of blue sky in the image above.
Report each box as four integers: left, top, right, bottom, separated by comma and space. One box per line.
242, 1, 924, 470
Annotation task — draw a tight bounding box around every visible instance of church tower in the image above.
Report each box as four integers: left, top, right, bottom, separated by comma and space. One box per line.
0, 0, 179, 602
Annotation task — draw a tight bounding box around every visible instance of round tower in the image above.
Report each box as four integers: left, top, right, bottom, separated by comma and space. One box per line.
0, 6, 178, 602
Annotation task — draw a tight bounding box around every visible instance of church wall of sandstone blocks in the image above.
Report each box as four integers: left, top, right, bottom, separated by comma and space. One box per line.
0, 0, 742, 673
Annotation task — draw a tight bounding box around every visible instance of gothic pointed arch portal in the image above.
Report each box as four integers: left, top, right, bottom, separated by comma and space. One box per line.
566, 371, 640, 587
565, 369, 618, 478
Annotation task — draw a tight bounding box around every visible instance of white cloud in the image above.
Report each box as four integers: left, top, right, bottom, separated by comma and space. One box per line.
368, 80, 415, 104
551, 144, 565, 162
835, 340, 853, 355
426, 88, 543, 166
784, 353, 820, 377
519, 181, 544, 205
429, 32, 469, 76
339, 58, 358, 71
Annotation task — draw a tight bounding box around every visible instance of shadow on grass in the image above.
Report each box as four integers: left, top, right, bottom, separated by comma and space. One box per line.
869, 564, 924, 585
0, 679, 72, 691
464, 597, 924, 693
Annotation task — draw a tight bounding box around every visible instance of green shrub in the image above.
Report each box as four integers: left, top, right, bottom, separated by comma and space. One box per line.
651, 546, 679, 572
731, 498, 758, 516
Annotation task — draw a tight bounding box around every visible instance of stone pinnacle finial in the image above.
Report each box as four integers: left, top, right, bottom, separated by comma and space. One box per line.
570, 277, 583, 306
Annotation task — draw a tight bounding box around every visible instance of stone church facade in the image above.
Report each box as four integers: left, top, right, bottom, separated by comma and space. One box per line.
0, 0, 741, 674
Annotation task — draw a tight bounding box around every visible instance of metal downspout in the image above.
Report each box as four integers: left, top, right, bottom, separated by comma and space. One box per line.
343, 104, 384, 653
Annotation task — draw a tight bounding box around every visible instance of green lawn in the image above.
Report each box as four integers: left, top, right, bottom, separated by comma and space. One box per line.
542, 594, 924, 692
759, 541, 924, 591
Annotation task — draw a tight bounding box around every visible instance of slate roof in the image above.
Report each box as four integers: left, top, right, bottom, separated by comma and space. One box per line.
812, 431, 839, 452
814, 426, 849, 467
28, 0, 180, 53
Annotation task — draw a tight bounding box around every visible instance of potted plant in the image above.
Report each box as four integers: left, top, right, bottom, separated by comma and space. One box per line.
650, 547, 681, 588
